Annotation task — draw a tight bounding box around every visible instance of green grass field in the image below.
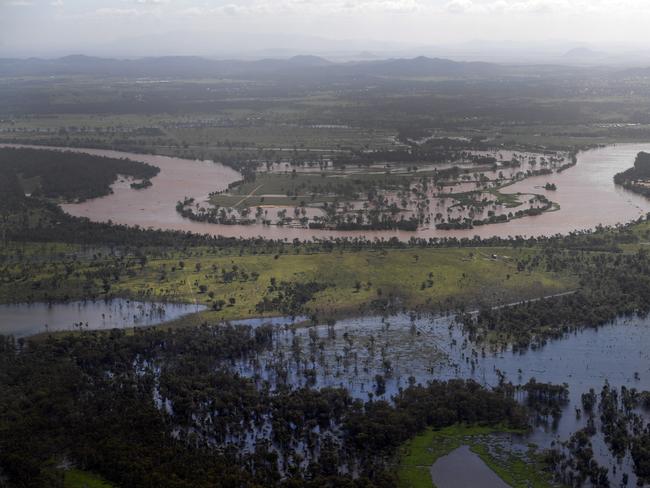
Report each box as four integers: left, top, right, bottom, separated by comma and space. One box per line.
209, 170, 411, 209
396, 425, 558, 488
210, 172, 341, 208
64, 469, 114, 488
0, 243, 575, 325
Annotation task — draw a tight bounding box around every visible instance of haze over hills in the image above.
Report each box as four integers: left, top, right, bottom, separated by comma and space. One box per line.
0, 54, 504, 80
5, 53, 650, 84
5, 27, 650, 67
563, 47, 607, 59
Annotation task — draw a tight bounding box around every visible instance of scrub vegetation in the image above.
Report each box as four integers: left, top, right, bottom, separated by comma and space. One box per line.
0, 242, 572, 323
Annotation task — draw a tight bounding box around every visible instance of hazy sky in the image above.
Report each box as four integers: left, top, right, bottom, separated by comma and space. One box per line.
2, 0, 650, 56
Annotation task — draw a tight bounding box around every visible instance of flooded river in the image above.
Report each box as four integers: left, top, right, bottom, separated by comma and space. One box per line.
0, 299, 205, 337
5, 143, 650, 241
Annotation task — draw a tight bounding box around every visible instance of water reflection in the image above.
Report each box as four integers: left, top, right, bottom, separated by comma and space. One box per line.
231, 313, 650, 486
0, 299, 205, 337
430, 445, 510, 488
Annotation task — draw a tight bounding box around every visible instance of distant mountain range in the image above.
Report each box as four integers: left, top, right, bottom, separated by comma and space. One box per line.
0, 54, 502, 79
563, 47, 606, 59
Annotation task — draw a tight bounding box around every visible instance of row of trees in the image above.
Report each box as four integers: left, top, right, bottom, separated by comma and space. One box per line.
462, 246, 650, 349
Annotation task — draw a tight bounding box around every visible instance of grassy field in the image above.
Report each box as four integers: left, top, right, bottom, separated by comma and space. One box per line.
167, 124, 397, 150
0, 243, 575, 324
396, 425, 558, 488
210, 172, 342, 208
64, 469, 114, 488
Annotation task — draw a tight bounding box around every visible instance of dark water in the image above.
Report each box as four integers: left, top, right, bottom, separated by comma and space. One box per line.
5, 299, 647, 483
228, 315, 309, 327
236, 314, 650, 402
0, 299, 205, 337
430, 445, 511, 488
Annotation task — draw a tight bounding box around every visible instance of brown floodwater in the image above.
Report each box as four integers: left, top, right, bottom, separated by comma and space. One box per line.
6, 143, 650, 241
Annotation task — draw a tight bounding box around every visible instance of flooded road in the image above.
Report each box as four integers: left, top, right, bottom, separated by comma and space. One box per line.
0, 299, 205, 337
5, 143, 650, 240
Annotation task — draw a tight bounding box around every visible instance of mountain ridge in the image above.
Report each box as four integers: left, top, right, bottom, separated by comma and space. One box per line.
0, 54, 503, 79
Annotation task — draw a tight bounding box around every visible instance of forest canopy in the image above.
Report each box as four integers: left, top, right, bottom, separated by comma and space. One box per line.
0, 147, 159, 202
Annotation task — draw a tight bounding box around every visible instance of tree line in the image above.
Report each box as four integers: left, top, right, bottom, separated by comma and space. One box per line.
0, 147, 159, 202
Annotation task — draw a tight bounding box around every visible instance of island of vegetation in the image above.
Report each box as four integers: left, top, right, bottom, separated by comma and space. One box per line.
0, 147, 159, 202
614, 151, 650, 198
174, 143, 567, 232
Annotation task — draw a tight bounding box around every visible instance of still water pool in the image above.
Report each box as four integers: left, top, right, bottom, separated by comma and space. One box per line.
0, 299, 205, 337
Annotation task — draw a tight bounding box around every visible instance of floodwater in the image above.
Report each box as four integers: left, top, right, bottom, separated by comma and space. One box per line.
5, 143, 650, 241
231, 313, 650, 486
0, 299, 205, 337
430, 445, 511, 488
234, 314, 650, 403
0, 143, 241, 233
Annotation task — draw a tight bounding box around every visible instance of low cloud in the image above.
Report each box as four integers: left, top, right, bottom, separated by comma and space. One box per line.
443, 0, 650, 15
1, 0, 34, 6
93, 7, 147, 17
174, 0, 424, 17
39, 0, 650, 19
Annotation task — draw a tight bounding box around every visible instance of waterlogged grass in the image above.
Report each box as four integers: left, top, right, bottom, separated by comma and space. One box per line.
488, 187, 528, 208
0, 243, 575, 323
210, 172, 349, 209
64, 469, 114, 488
397, 425, 508, 488
209, 170, 409, 209
210, 193, 333, 208
397, 425, 557, 488
471, 443, 558, 488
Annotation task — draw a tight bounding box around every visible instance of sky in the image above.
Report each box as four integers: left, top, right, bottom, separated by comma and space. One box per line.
2, 0, 650, 58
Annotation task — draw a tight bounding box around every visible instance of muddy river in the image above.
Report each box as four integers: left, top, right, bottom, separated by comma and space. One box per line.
5, 143, 650, 241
